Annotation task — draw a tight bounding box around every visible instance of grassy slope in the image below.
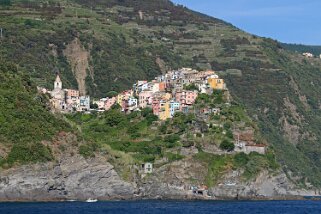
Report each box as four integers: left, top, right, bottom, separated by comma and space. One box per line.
0, 61, 72, 166
0, 0, 321, 187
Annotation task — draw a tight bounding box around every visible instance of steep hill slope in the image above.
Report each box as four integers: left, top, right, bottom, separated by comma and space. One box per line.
0, 61, 71, 165
0, 0, 321, 189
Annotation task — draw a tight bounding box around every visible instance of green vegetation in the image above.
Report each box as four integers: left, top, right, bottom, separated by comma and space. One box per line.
79, 142, 100, 158
195, 152, 231, 187
0, 0, 320, 188
0, 61, 71, 166
219, 140, 235, 152
0, 0, 11, 6
6, 142, 53, 165
67, 108, 180, 164
281, 43, 321, 56
183, 83, 199, 91
195, 151, 279, 187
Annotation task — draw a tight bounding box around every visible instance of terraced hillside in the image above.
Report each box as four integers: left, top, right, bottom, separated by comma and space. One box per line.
0, 0, 321, 188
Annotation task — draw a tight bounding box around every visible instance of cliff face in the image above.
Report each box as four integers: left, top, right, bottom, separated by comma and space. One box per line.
139, 160, 320, 200
0, 155, 135, 201
0, 157, 318, 201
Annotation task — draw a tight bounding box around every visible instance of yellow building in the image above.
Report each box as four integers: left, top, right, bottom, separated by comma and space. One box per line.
159, 101, 171, 121
116, 90, 133, 105
116, 94, 124, 105
207, 77, 225, 90
162, 93, 172, 101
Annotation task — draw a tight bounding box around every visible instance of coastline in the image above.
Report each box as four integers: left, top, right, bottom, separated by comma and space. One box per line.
0, 194, 314, 203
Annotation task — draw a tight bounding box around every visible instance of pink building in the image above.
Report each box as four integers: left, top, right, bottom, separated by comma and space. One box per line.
139, 90, 154, 108
65, 89, 80, 109
65, 89, 80, 97
105, 97, 116, 111
152, 98, 161, 116
176, 90, 198, 105
94, 98, 107, 110
175, 90, 198, 111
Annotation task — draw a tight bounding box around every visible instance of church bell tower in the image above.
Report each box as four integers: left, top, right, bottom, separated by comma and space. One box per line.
54, 74, 62, 90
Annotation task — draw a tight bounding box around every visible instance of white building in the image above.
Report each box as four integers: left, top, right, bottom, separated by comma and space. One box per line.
50, 75, 66, 110
142, 163, 153, 174
303, 52, 314, 58
79, 96, 90, 111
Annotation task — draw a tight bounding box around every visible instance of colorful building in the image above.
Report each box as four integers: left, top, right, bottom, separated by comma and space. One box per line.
105, 97, 116, 111
207, 75, 225, 90
152, 98, 161, 116
122, 96, 138, 112
79, 96, 90, 111
117, 90, 133, 105
169, 101, 180, 117
159, 101, 170, 121
175, 90, 198, 106
65, 89, 80, 110
159, 82, 166, 91
139, 90, 154, 108
158, 100, 180, 120
133, 80, 148, 95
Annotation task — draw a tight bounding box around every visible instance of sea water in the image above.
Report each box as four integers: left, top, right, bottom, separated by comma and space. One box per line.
1, 200, 321, 214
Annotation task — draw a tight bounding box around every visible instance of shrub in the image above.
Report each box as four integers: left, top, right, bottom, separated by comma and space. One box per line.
106, 91, 118, 98
0, 0, 11, 6
166, 152, 184, 162
141, 107, 153, 117
105, 110, 126, 127
182, 140, 194, 148
6, 142, 53, 165
233, 152, 249, 168
145, 114, 158, 125
226, 130, 234, 139
159, 124, 167, 134
79, 142, 100, 158
219, 140, 235, 152
164, 134, 180, 144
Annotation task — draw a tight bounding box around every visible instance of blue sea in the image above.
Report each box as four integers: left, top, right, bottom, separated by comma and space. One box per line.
1, 200, 321, 214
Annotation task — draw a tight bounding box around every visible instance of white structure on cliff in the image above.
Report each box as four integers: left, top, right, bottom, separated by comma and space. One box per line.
50, 75, 66, 110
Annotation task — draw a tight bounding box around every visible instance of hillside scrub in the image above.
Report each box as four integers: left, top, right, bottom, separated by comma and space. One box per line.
0, 61, 72, 166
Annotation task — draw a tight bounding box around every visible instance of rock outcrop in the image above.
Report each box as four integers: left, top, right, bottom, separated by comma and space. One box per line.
0, 155, 135, 201
63, 38, 91, 96
210, 170, 320, 199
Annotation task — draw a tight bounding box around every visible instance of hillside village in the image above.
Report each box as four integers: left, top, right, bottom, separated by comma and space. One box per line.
39, 68, 226, 120
39, 67, 266, 159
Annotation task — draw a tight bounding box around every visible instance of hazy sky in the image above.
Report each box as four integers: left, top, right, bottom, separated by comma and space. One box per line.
172, 0, 321, 45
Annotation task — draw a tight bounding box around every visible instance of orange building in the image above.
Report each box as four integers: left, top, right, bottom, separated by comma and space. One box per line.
159, 82, 166, 91
207, 76, 225, 90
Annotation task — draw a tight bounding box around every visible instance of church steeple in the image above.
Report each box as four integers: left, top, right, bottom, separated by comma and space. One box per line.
54, 74, 62, 90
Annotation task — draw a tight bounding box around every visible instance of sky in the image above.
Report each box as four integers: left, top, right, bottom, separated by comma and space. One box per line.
172, 0, 321, 45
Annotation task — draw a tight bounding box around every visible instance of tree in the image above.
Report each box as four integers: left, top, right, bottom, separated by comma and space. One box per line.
141, 107, 153, 117
90, 103, 98, 109
105, 110, 125, 127
183, 83, 199, 91
106, 91, 118, 98
220, 140, 235, 152
0, 0, 11, 6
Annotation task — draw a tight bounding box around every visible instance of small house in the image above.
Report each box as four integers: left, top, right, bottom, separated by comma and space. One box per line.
142, 163, 153, 174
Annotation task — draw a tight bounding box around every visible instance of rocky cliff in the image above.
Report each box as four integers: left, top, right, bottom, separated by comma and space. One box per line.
1, 156, 318, 201
0, 151, 135, 201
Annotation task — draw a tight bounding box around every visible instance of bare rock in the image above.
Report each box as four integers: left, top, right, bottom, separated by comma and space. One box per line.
0, 155, 135, 201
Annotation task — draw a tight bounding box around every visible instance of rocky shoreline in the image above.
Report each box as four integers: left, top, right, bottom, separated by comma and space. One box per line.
0, 153, 319, 202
